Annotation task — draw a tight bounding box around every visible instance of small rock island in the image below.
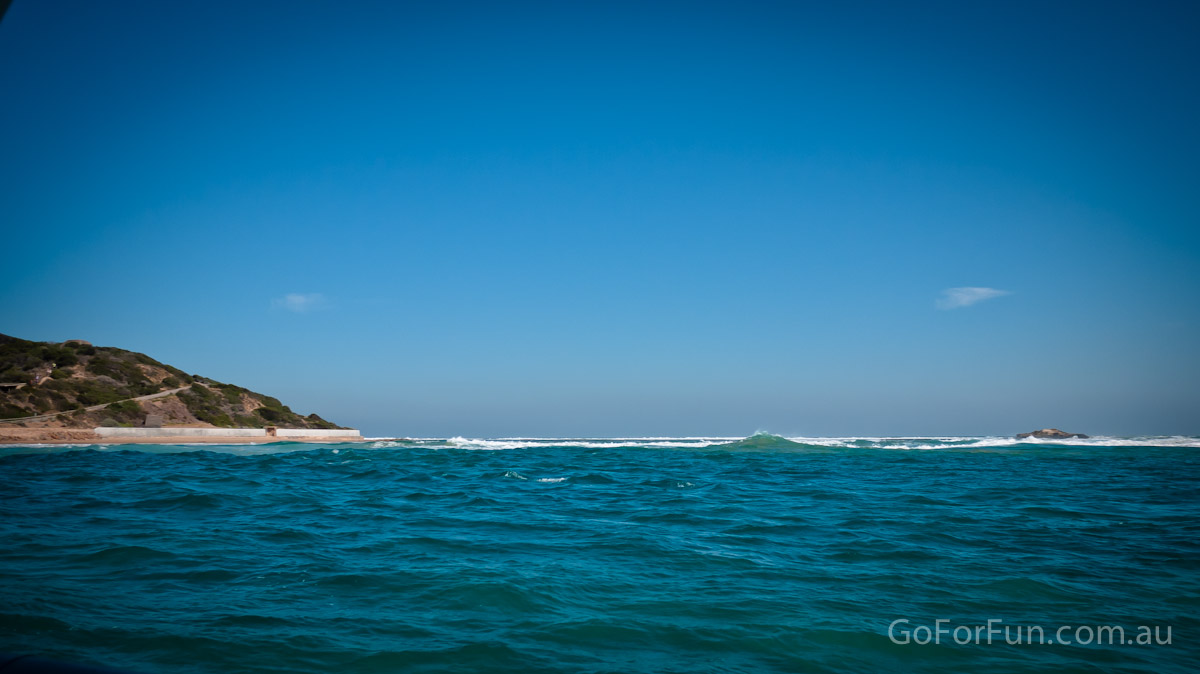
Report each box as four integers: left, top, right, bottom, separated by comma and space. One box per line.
1015, 428, 1089, 440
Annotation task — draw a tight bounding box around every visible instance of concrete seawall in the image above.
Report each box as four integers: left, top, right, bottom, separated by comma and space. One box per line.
276, 429, 362, 438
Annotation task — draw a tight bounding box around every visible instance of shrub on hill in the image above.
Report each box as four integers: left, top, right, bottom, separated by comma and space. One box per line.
256, 407, 282, 423
0, 403, 26, 419
180, 385, 237, 427
104, 400, 143, 425
47, 348, 77, 367
47, 379, 128, 407
219, 384, 244, 405
85, 355, 152, 388
305, 413, 338, 429
0, 367, 27, 383
0, 335, 39, 368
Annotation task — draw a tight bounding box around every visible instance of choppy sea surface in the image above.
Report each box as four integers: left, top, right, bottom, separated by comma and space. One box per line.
1, 434, 1197, 673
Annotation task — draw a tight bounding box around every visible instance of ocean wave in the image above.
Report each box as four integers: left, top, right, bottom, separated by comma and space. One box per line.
443, 436, 733, 451
426, 434, 1199, 452
714, 432, 810, 451
3, 431, 1197, 674
3, 435, 1198, 458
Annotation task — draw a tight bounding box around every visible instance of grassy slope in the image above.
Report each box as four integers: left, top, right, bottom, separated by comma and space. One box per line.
0, 334, 344, 429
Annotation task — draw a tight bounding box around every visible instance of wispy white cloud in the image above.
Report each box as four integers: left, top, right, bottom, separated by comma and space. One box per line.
272, 293, 328, 313
936, 287, 1010, 310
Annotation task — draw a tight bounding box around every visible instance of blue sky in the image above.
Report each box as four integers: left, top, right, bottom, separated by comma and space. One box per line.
1, 1, 1197, 437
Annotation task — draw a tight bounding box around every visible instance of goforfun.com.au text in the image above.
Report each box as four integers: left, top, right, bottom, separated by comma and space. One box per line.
889, 619, 1172, 646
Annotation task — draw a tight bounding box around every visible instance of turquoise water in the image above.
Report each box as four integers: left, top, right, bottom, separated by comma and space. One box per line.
1, 435, 1197, 673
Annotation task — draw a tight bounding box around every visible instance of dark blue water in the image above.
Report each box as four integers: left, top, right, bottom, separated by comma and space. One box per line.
1, 435, 1197, 673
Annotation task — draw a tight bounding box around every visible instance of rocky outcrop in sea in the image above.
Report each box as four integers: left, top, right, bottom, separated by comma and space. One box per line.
1015, 428, 1089, 439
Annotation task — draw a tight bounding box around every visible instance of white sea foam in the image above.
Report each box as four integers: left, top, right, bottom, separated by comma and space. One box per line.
443, 436, 734, 450
280, 435, 1200, 449
778, 435, 1200, 450
91, 435, 1190, 457
10, 434, 1198, 456
537, 477, 567, 483
449, 437, 529, 450
359, 435, 1200, 452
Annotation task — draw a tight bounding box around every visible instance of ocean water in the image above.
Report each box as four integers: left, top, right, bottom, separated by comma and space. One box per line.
1, 434, 1197, 673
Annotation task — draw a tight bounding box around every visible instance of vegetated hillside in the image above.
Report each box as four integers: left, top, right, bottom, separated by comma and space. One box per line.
0, 334, 344, 429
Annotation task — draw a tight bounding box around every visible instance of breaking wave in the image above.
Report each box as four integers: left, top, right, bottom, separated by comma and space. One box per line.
4, 435, 1199, 459
364, 433, 1200, 453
